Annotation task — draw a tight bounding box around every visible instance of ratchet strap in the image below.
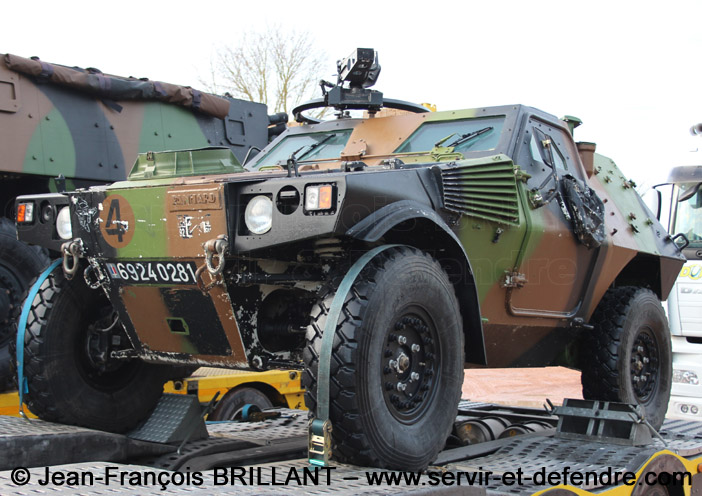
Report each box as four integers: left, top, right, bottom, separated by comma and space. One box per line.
16, 259, 61, 417
308, 244, 400, 467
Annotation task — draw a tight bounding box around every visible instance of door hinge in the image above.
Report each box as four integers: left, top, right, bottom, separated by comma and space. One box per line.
501, 271, 527, 288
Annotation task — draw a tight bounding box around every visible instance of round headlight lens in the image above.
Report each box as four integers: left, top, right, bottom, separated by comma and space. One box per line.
244, 195, 272, 234
56, 206, 73, 240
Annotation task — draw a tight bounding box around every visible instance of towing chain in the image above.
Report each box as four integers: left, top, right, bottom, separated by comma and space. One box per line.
83, 260, 109, 290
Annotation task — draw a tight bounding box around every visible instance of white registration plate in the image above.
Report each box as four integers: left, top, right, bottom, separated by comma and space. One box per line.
106, 261, 198, 285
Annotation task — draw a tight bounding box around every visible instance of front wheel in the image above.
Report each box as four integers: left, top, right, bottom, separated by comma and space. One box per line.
303, 247, 464, 470
0, 218, 50, 391
20, 267, 174, 432
580, 286, 672, 430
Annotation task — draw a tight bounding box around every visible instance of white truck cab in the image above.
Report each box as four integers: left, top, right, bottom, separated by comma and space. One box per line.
649, 164, 702, 420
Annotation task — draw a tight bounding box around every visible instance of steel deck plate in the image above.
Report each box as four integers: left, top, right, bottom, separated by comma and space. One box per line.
2, 408, 702, 495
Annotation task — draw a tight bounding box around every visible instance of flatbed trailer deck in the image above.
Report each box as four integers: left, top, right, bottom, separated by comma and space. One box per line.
2, 400, 702, 495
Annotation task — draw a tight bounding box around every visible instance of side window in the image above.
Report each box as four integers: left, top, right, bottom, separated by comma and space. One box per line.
526, 118, 585, 179
552, 143, 567, 171
530, 129, 567, 172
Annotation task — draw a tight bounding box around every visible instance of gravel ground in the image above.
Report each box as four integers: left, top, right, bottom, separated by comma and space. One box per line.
462, 367, 583, 407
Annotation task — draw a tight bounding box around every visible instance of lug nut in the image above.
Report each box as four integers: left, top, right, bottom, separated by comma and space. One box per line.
397, 382, 407, 392
411, 344, 420, 353
410, 372, 420, 381
398, 335, 407, 345
389, 360, 398, 369
643, 357, 650, 364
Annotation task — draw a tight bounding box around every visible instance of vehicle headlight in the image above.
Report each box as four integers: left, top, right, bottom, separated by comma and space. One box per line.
244, 195, 272, 234
56, 206, 73, 240
673, 369, 699, 385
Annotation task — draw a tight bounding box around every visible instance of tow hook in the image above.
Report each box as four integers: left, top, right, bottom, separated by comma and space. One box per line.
195, 235, 229, 293
61, 239, 85, 280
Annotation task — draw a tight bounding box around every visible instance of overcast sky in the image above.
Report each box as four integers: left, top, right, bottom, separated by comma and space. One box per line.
5, 0, 702, 185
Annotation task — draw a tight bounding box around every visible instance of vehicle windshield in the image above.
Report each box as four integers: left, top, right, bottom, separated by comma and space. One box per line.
249, 130, 353, 168
674, 182, 702, 246
394, 116, 505, 154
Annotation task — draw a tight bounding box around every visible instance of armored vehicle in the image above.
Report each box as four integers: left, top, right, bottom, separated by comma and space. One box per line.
15, 49, 685, 470
0, 53, 285, 389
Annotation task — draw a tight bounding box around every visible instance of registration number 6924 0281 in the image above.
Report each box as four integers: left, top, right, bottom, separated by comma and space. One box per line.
106, 261, 198, 285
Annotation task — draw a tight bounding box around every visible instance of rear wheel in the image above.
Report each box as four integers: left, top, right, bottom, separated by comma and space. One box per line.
303, 247, 464, 470
208, 387, 274, 421
21, 266, 172, 432
0, 218, 50, 391
580, 286, 672, 430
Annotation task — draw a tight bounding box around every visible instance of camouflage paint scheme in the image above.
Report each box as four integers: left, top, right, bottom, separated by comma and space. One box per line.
0, 53, 274, 218
17, 104, 685, 371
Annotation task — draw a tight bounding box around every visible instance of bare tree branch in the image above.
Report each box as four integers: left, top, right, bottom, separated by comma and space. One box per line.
205, 26, 328, 118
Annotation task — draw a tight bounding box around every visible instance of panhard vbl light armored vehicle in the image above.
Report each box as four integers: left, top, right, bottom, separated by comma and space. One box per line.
15, 49, 686, 470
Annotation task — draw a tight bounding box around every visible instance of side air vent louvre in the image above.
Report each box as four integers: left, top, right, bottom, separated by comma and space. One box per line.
440, 158, 520, 225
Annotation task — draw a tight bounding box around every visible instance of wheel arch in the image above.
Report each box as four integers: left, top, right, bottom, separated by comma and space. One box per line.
613, 253, 664, 300
346, 200, 487, 365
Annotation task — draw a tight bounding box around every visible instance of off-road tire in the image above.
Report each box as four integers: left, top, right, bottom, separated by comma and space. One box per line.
20, 266, 172, 432
208, 387, 274, 421
303, 246, 464, 470
580, 286, 672, 430
0, 217, 50, 391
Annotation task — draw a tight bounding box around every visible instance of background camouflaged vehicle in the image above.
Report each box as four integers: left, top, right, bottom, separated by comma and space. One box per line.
15, 49, 686, 470
0, 53, 285, 389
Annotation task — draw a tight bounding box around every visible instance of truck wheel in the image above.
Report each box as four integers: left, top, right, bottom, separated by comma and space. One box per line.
21, 266, 171, 432
303, 246, 464, 470
580, 286, 672, 430
208, 387, 274, 421
0, 217, 50, 392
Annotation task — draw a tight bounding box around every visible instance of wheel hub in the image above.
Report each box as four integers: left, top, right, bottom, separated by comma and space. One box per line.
382, 313, 438, 421
84, 311, 125, 374
395, 352, 410, 374
630, 329, 659, 401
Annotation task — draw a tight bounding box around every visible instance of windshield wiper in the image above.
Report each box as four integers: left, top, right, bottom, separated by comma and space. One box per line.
296, 133, 338, 161
445, 126, 493, 148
